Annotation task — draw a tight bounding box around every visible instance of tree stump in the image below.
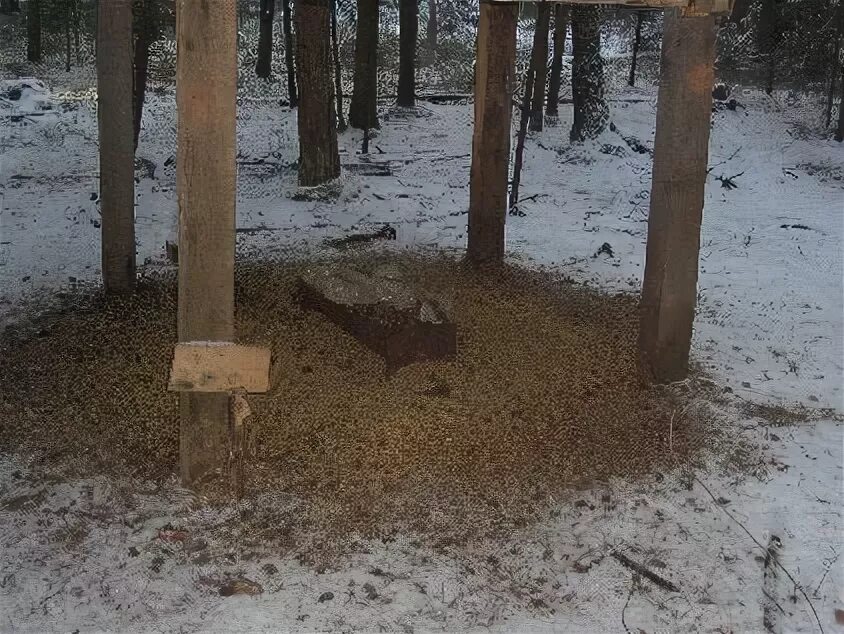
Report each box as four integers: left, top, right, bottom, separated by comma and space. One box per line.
295, 266, 456, 374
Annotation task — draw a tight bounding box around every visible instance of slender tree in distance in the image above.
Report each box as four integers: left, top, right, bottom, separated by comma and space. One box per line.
256, 0, 276, 78
546, 4, 568, 118
628, 10, 644, 87
27, 0, 41, 63
283, 0, 298, 106
570, 6, 608, 141
331, 0, 346, 129
529, 2, 551, 131
133, 0, 161, 151
98, 0, 136, 293
426, 0, 437, 61
397, 0, 418, 108
295, 0, 341, 185
349, 0, 380, 129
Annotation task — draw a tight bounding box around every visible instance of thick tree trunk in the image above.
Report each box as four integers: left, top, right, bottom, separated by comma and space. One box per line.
97, 0, 136, 294
283, 0, 298, 106
529, 3, 551, 132
296, 0, 341, 186
331, 0, 346, 129
639, 10, 716, 383
546, 4, 569, 117
27, 0, 41, 63
570, 6, 608, 142
349, 0, 379, 130
397, 0, 418, 108
467, 3, 517, 265
176, 0, 237, 486
628, 10, 644, 87
256, 0, 276, 78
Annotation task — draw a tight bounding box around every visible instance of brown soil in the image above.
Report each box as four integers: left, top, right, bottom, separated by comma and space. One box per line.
0, 253, 713, 546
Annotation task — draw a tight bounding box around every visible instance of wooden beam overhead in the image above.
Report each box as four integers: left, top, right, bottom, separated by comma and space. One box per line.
484, 0, 733, 15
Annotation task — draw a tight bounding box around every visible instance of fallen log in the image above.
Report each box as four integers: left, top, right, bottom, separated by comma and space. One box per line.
295, 266, 456, 374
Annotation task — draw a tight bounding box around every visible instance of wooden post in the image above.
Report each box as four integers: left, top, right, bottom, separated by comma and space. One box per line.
467, 1, 517, 265
176, 0, 237, 485
97, 0, 136, 294
639, 8, 717, 383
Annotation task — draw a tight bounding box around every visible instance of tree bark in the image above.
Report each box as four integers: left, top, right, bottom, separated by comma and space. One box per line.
467, 2, 517, 266
546, 4, 568, 117
639, 9, 717, 383
349, 0, 379, 129
27, 0, 41, 63
256, 0, 276, 78
98, 0, 136, 295
397, 0, 418, 108
74, 0, 81, 65
628, 10, 644, 87
529, 3, 551, 132
330, 0, 346, 129
570, 6, 608, 142
296, 0, 341, 186
283, 0, 299, 106
176, 0, 237, 486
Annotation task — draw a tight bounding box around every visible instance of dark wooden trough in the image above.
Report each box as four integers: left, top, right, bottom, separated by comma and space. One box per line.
295, 266, 456, 374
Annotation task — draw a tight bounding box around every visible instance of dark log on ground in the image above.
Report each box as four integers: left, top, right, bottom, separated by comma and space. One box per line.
296, 266, 456, 374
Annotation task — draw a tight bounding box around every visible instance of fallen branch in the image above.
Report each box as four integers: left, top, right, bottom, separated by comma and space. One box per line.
610, 551, 680, 593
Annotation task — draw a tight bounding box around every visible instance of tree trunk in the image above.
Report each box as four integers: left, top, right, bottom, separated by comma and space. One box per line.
639, 9, 716, 383
836, 61, 844, 141
65, 0, 72, 71
467, 2, 517, 266
296, 0, 341, 186
759, 0, 776, 95
27, 0, 41, 63
397, 0, 418, 108
74, 0, 81, 65
176, 0, 237, 486
827, 1, 843, 127
256, 0, 275, 78
570, 6, 608, 142
513, 12, 545, 209
331, 0, 346, 130
628, 10, 644, 87
546, 4, 568, 117
349, 0, 379, 130
283, 0, 298, 106
133, 0, 155, 152
730, 0, 752, 27
427, 0, 437, 57
529, 3, 551, 132
97, 0, 136, 294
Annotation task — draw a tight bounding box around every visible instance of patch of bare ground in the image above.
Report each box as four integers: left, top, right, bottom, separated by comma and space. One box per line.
0, 252, 721, 556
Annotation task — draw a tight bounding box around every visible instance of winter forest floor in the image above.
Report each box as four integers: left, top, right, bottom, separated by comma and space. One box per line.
0, 76, 842, 633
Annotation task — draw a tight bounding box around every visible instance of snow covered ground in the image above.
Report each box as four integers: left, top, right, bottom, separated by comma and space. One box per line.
1, 77, 842, 632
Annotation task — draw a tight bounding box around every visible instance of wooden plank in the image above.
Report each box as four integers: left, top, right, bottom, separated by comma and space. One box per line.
169, 343, 271, 394
467, 1, 518, 265
485, 0, 733, 13
296, 266, 457, 374
176, 0, 238, 485
639, 8, 717, 383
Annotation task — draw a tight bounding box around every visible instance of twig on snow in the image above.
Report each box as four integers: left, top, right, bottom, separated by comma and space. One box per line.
692, 474, 825, 634
611, 551, 680, 593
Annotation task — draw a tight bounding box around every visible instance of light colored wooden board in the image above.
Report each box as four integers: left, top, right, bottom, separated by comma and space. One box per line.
169, 343, 271, 394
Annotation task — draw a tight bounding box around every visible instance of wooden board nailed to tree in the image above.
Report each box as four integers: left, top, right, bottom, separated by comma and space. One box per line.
295, 266, 456, 373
